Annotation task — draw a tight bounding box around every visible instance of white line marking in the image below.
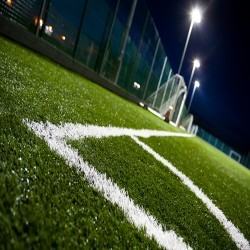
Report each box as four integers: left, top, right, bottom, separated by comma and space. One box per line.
25, 120, 191, 250
24, 120, 193, 140
131, 136, 250, 250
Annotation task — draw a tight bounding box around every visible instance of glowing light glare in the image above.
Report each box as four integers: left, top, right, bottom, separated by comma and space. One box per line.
34, 17, 38, 25
133, 81, 140, 90
6, 0, 12, 6
45, 25, 53, 36
61, 35, 66, 41
34, 17, 43, 28
39, 19, 43, 28
194, 80, 200, 88
194, 59, 200, 68
47, 26, 53, 32
191, 8, 201, 23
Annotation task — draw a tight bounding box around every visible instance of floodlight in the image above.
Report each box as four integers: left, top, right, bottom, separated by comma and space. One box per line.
45, 25, 53, 36
191, 8, 201, 24
133, 81, 140, 90
194, 80, 200, 88
6, 0, 12, 6
194, 59, 200, 68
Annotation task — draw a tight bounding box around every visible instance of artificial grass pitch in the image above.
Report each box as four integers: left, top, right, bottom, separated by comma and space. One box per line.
1, 35, 250, 249
140, 136, 250, 241
0, 117, 160, 249
69, 136, 236, 249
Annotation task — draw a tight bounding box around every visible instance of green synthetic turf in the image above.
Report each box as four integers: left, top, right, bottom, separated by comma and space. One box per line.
70, 136, 236, 249
140, 136, 250, 239
0, 36, 178, 130
0, 35, 174, 249
0, 35, 249, 249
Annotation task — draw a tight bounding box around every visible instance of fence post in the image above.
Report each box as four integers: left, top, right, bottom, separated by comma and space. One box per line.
143, 37, 160, 100
72, 0, 89, 58
115, 0, 138, 84
152, 56, 167, 108
175, 90, 187, 126
169, 77, 182, 121
99, 0, 120, 76
166, 73, 175, 103
127, 12, 149, 91
35, 0, 47, 36
160, 69, 172, 109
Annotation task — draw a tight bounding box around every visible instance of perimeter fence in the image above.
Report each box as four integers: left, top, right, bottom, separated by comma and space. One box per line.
0, 0, 188, 123
197, 128, 250, 169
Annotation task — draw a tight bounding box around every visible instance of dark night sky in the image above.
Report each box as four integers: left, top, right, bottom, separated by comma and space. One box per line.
146, 0, 250, 153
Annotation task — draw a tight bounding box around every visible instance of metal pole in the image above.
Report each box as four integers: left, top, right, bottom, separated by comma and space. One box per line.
160, 69, 172, 108
115, 0, 138, 84
215, 138, 218, 148
187, 115, 193, 133
36, 0, 47, 36
169, 77, 182, 121
187, 84, 197, 112
127, 12, 149, 90
195, 125, 199, 135
152, 56, 167, 107
99, 0, 120, 75
167, 75, 176, 101
143, 37, 160, 100
176, 91, 187, 126
221, 142, 225, 153
178, 20, 194, 75
187, 64, 195, 92
72, 0, 89, 58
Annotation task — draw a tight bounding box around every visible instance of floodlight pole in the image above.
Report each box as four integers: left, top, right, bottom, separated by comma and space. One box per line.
178, 20, 194, 75
187, 59, 200, 93
178, 8, 201, 75
187, 81, 199, 112
187, 63, 195, 92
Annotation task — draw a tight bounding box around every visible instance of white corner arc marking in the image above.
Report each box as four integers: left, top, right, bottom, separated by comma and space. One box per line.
24, 120, 191, 250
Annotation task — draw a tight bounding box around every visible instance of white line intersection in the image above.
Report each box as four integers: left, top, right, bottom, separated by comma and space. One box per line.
24, 120, 250, 250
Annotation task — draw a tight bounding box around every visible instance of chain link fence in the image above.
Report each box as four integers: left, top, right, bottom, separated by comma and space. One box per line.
0, 0, 188, 124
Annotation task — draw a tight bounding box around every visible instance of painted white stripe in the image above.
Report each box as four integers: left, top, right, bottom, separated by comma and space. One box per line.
131, 136, 250, 250
23, 119, 193, 140
25, 120, 191, 250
